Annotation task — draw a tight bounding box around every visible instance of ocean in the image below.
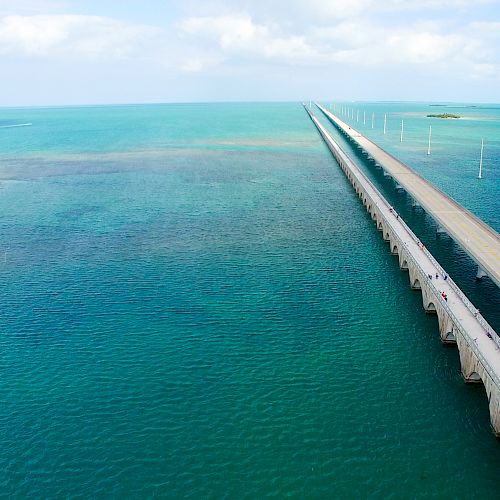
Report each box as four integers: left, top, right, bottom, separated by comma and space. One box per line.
0, 102, 499, 498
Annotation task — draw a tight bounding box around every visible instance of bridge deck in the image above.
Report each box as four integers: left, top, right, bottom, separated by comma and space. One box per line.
316, 104, 500, 288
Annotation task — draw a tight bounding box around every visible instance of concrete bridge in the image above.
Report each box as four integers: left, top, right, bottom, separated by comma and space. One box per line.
316, 103, 500, 287
304, 105, 500, 437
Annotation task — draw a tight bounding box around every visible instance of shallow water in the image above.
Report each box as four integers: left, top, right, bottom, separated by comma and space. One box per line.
0, 102, 499, 498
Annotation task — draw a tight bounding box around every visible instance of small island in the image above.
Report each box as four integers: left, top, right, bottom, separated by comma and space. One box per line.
427, 113, 461, 119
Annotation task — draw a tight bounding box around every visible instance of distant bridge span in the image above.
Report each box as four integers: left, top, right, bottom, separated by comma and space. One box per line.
316, 103, 500, 288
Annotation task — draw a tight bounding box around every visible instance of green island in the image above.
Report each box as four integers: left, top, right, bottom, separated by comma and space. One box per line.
427, 113, 461, 119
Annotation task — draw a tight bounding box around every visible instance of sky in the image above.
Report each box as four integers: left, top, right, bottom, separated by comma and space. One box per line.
1, 0, 499, 105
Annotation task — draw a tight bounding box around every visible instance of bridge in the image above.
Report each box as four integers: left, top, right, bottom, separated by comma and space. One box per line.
316, 103, 500, 287
304, 105, 500, 437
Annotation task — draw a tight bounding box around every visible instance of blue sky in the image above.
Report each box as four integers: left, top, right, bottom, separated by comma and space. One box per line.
1, 0, 499, 105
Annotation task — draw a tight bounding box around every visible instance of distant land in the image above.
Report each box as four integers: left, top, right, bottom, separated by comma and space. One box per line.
427, 113, 461, 119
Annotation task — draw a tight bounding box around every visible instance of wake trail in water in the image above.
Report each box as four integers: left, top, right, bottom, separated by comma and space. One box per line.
0, 123, 32, 128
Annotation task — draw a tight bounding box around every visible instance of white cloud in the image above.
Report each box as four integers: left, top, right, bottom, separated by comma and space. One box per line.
1, 5, 498, 92
298, 0, 371, 19
313, 20, 495, 72
0, 14, 161, 60
180, 58, 204, 72
293, 0, 496, 17
180, 13, 316, 62
386, 31, 461, 64
384, 0, 494, 9
177, 0, 497, 24
178, 10, 500, 82
0, 0, 66, 15
180, 55, 224, 72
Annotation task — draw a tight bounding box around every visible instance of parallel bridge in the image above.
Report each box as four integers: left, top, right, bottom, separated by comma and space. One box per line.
305, 105, 500, 437
317, 103, 500, 287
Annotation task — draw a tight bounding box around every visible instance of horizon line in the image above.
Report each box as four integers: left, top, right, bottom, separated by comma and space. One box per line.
1, 99, 500, 110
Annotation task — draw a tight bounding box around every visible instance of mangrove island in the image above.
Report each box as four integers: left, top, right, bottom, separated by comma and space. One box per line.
427, 113, 461, 119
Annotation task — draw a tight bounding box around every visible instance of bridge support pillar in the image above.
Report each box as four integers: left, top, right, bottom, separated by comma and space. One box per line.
488, 386, 500, 438
399, 252, 409, 270
476, 267, 488, 280
420, 283, 437, 312
455, 333, 500, 437
436, 310, 457, 344
408, 265, 421, 290
464, 372, 482, 384
436, 225, 446, 237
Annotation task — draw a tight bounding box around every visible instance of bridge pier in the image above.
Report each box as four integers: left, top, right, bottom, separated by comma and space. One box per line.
421, 282, 437, 313
476, 267, 488, 280
408, 264, 422, 290
455, 334, 500, 436
398, 251, 409, 270
436, 309, 457, 344
436, 225, 447, 237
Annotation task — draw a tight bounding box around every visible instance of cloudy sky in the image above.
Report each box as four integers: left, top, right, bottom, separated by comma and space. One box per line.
1, 0, 499, 105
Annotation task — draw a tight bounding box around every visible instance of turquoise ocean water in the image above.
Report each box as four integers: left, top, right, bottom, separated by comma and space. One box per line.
0, 102, 499, 498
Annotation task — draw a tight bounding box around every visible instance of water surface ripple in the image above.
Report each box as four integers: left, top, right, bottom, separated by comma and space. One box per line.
0, 103, 499, 498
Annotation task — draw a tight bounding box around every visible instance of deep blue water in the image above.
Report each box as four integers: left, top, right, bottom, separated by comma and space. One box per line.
0, 102, 499, 498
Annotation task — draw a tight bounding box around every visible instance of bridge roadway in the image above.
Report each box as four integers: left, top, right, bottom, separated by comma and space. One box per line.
305, 105, 500, 437
316, 103, 500, 288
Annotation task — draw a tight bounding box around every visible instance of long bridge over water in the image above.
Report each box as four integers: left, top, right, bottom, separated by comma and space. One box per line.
305, 104, 500, 437
317, 103, 500, 287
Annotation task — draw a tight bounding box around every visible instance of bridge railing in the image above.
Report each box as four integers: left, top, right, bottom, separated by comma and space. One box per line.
306, 106, 500, 389
390, 225, 500, 389
397, 216, 500, 349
